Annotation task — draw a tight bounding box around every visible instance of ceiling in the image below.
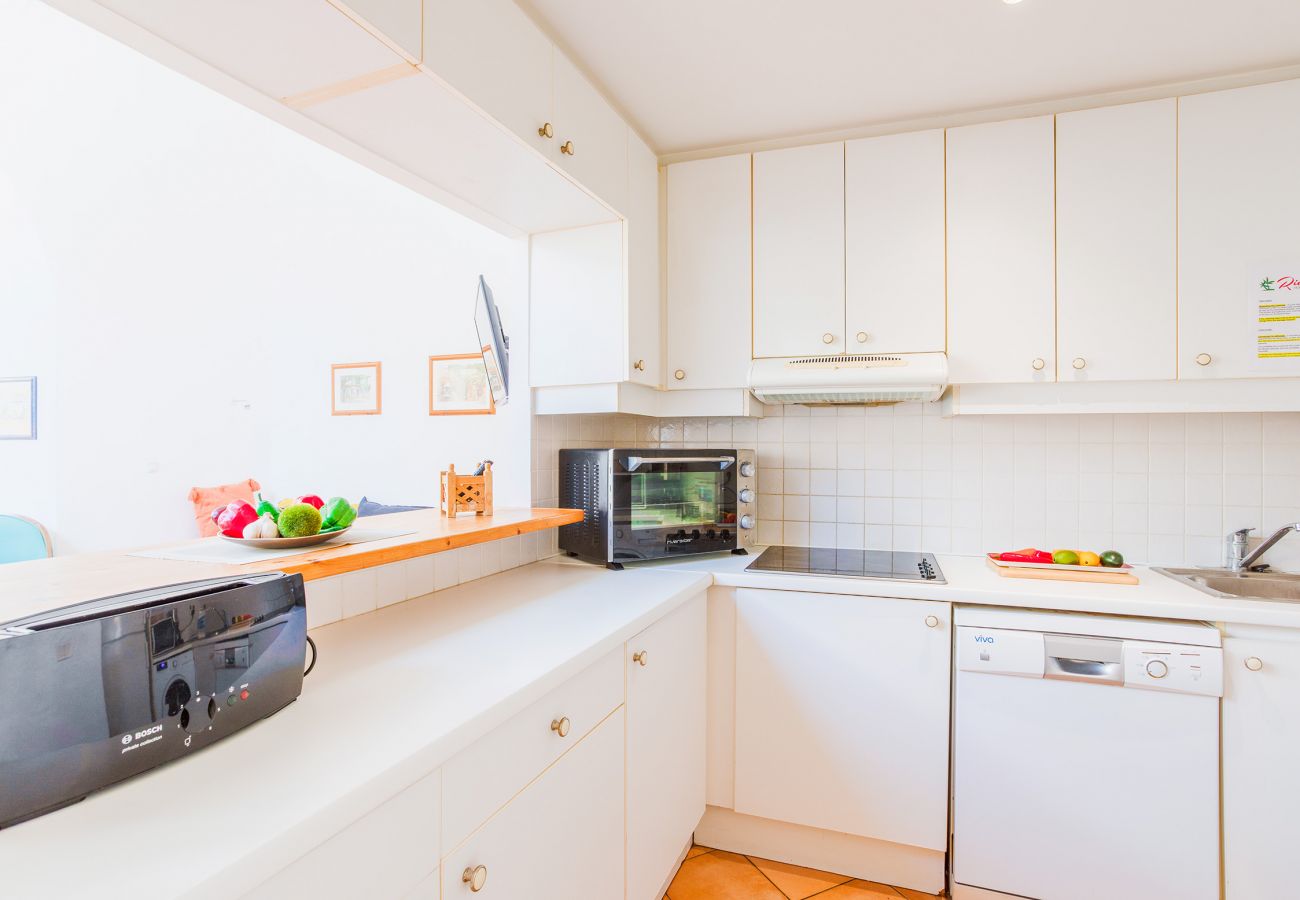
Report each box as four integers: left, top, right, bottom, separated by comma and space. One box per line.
520, 0, 1300, 155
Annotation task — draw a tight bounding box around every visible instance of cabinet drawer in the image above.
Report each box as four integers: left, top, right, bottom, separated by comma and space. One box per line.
442, 647, 624, 851
245, 769, 440, 899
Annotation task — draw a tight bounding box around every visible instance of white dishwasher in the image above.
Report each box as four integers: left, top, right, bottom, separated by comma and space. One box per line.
952, 607, 1222, 900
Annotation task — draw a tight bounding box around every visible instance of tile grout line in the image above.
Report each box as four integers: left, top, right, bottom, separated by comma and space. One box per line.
743, 854, 796, 899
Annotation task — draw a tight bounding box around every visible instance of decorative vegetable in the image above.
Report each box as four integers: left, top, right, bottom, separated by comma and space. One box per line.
997, 548, 1054, 565
1052, 549, 1080, 566
215, 500, 259, 538
320, 497, 356, 531
1077, 551, 1101, 567
255, 500, 279, 521
242, 513, 280, 540
297, 495, 325, 510
1100, 550, 1125, 568
278, 503, 322, 538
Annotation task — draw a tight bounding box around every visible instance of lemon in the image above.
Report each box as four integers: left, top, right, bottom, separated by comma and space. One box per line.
1077, 551, 1101, 567
1052, 549, 1080, 566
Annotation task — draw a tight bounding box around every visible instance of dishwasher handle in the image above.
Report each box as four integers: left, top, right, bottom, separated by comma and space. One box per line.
1045, 655, 1124, 685
1042, 634, 1124, 685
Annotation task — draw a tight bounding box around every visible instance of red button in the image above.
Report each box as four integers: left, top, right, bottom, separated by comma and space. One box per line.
240, 690, 250, 701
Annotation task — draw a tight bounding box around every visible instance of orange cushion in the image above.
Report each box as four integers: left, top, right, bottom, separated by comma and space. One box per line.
188, 479, 260, 537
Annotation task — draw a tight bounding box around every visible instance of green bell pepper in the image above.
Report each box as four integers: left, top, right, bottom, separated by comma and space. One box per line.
320, 497, 357, 531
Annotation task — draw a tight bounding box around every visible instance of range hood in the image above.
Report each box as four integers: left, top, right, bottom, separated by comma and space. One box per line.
748, 352, 949, 405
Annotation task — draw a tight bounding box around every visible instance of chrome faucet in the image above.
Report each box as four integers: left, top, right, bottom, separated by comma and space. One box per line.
1228, 523, 1300, 573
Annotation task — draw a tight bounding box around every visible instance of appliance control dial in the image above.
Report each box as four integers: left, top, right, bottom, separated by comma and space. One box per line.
739, 515, 755, 530
738, 461, 755, 478
738, 488, 754, 504
1145, 659, 1169, 679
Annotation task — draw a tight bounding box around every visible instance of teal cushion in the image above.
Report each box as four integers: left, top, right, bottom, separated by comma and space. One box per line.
0, 515, 50, 564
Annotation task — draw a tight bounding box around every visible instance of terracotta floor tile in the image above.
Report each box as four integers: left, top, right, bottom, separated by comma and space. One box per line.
808, 879, 904, 899
667, 849, 787, 900
893, 888, 944, 900
747, 856, 853, 899
686, 845, 714, 860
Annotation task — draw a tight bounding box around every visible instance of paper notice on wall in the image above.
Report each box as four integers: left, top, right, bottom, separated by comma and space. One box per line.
1253, 266, 1300, 361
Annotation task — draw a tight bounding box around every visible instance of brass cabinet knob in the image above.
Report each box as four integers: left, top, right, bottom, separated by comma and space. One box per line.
822, 333, 835, 344
538, 122, 553, 139
634, 359, 645, 371
560, 140, 575, 156
633, 650, 648, 667
551, 716, 571, 738
1195, 353, 1212, 367
1245, 656, 1264, 672
1072, 357, 1087, 370
462, 865, 487, 892
856, 332, 869, 343
674, 369, 685, 381
924, 615, 939, 628
1031, 358, 1046, 371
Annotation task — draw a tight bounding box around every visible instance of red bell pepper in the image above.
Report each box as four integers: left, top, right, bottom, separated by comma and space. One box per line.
216, 500, 258, 538
297, 495, 325, 510
996, 548, 1055, 564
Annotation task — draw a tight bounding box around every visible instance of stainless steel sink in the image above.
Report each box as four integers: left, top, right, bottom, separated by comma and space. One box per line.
1154, 567, 1300, 602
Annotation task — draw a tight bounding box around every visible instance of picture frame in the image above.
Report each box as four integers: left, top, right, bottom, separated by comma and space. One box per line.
331, 362, 382, 416
0, 376, 37, 440
429, 354, 495, 416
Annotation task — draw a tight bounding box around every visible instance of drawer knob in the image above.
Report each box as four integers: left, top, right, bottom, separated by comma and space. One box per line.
1072, 357, 1087, 370
538, 122, 553, 139
856, 331, 869, 343
561, 140, 575, 156
674, 369, 685, 381
1031, 358, 1046, 371
634, 359, 645, 371
1245, 656, 1264, 672
550, 716, 571, 738
924, 615, 940, 628
633, 650, 649, 667
822, 332, 835, 344
463, 865, 487, 892
1195, 352, 1212, 367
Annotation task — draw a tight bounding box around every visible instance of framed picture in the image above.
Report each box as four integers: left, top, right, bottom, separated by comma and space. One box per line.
0, 376, 37, 440
331, 362, 382, 416
429, 354, 495, 416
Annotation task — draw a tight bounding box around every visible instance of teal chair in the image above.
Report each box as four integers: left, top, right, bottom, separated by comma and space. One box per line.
0, 515, 52, 564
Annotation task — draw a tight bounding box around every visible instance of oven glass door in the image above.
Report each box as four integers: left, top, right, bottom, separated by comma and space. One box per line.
611, 451, 738, 560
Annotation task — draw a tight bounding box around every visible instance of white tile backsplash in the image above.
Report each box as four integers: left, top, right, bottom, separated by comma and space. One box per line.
534, 408, 1300, 570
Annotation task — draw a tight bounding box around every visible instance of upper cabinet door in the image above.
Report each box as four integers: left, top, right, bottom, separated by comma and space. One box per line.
627, 131, 661, 387
335, 0, 422, 61
754, 143, 846, 358
845, 130, 946, 354
1180, 79, 1300, 381
1057, 100, 1177, 382
666, 155, 753, 390
423, 0, 554, 156
946, 115, 1056, 384
553, 53, 629, 213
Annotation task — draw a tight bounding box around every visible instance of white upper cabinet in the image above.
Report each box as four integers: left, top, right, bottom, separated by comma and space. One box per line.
845, 130, 946, 354
1056, 99, 1177, 382
947, 115, 1056, 384
1180, 79, 1300, 381
422, 0, 554, 158
627, 131, 662, 386
335, 0, 422, 61
666, 154, 753, 390
553, 53, 629, 213
753, 142, 846, 358
100, 0, 404, 99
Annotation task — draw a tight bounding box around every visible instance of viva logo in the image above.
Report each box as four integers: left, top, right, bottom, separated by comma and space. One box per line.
1260, 275, 1299, 292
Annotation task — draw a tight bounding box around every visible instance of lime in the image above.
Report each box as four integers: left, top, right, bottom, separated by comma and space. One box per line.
1052, 549, 1080, 566
1100, 550, 1124, 568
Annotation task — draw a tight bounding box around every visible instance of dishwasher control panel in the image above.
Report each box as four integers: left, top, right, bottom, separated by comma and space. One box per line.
1123, 641, 1222, 696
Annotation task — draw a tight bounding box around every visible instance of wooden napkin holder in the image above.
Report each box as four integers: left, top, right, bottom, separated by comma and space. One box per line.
440, 463, 494, 517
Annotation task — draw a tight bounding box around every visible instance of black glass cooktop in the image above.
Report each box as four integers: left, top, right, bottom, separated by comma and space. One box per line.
746, 546, 945, 583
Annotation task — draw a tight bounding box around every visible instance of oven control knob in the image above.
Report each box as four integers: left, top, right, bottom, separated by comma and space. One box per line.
738, 461, 755, 478
1145, 659, 1169, 679
739, 515, 755, 530
738, 488, 754, 504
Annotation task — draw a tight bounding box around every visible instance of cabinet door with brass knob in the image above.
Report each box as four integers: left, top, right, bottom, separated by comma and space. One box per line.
442, 709, 625, 900
627, 130, 661, 387
1223, 628, 1300, 897
552, 52, 628, 212
626, 595, 707, 900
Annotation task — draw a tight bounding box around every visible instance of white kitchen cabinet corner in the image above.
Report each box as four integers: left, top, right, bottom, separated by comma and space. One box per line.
335, 0, 422, 61
734, 590, 951, 851
626, 594, 708, 900
553, 52, 629, 214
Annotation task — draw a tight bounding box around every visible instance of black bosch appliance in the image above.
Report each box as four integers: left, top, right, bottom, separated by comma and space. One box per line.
0, 572, 306, 828
746, 546, 946, 583
559, 448, 757, 568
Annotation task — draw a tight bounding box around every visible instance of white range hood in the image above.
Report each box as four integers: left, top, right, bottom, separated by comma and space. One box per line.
748, 352, 949, 405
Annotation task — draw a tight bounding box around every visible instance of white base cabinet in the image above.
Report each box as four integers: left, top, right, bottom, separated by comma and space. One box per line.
626, 595, 707, 900
1223, 625, 1300, 898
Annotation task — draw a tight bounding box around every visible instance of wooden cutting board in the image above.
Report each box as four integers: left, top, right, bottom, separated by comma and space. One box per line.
985, 556, 1139, 585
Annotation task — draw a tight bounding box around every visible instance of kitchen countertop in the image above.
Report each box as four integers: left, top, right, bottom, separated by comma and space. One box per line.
620, 549, 1300, 629
0, 560, 711, 899
0, 507, 582, 620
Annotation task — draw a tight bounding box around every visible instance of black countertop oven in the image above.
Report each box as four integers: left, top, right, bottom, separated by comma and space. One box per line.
559, 448, 756, 568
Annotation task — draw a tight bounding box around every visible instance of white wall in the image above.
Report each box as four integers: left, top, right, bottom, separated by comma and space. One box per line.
0, 0, 529, 555
536, 408, 1300, 571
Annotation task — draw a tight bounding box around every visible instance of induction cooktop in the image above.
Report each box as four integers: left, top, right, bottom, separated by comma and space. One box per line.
746, 546, 945, 583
